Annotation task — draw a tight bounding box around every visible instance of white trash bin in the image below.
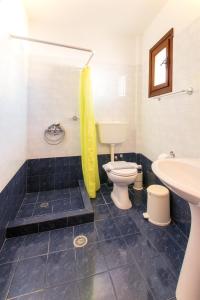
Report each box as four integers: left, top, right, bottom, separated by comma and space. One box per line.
143, 184, 171, 226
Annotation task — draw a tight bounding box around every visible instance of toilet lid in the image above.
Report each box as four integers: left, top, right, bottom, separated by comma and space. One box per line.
111, 168, 137, 177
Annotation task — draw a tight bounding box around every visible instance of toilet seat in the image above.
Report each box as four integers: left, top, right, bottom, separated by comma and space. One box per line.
111, 168, 137, 177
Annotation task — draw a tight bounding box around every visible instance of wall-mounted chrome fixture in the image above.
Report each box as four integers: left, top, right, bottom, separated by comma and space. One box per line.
155, 87, 193, 101
44, 123, 65, 145
72, 115, 79, 121
169, 151, 175, 158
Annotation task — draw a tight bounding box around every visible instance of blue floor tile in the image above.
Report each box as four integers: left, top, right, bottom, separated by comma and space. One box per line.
53, 188, 70, 199
74, 222, 98, 244
147, 229, 182, 256
100, 184, 112, 195
99, 237, 131, 270
127, 208, 151, 233
38, 191, 57, 202
52, 199, 71, 213
76, 243, 107, 279
45, 249, 76, 287
19, 232, 49, 259
147, 230, 185, 279
0, 262, 17, 300
107, 202, 130, 217
0, 237, 25, 265
43, 281, 80, 300
110, 264, 154, 300
91, 193, 105, 206
95, 219, 121, 241
71, 196, 84, 210
164, 222, 188, 251
162, 248, 185, 280
23, 193, 39, 205
124, 233, 158, 265
114, 214, 140, 236
38, 189, 71, 202
49, 227, 74, 252
70, 187, 81, 196
78, 272, 116, 300
175, 222, 191, 238
0, 185, 188, 300
131, 190, 147, 212
138, 255, 177, 300
94, 204, 111, 220
33, 201, 52, 216
101, 192, 112, 204
8, 255, 47, 298
16, 204, 35, 219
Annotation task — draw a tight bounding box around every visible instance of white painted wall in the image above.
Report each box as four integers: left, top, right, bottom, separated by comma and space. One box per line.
138, 0, 200, 161
27, 24, 139, 158
0, 0, 28, 191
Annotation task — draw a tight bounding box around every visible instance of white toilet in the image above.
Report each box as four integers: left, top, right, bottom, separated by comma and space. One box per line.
96, 122, 140, 209
103, 161, 138, 209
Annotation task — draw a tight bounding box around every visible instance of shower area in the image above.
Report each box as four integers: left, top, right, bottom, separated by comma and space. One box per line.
7, 36, 94, 237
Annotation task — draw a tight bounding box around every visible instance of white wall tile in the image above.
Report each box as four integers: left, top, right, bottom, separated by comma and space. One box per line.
27, 55, 137, 159
0, 0, 28, 191
139, 0, 200, 160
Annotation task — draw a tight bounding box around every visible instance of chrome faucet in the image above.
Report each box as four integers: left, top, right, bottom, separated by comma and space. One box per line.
170, 151, 175, 158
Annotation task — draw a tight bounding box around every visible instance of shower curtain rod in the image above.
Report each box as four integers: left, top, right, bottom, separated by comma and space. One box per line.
10, 34, 94, 65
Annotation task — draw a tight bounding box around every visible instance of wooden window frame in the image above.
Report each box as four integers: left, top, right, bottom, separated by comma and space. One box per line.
149, 28, 174, 98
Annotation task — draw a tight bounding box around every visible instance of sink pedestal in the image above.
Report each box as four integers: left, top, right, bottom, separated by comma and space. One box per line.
176, 204, 200, 300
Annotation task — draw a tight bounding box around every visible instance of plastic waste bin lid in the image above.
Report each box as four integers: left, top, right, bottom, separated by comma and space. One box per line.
147, 184, 169, 196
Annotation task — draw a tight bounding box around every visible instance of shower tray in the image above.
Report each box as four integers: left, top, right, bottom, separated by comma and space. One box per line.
6, 180, 94, 237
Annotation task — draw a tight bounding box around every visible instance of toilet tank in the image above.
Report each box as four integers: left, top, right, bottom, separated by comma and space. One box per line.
96, 122, 128, 144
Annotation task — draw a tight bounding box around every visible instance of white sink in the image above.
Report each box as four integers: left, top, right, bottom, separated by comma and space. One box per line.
152, 158, 200, 300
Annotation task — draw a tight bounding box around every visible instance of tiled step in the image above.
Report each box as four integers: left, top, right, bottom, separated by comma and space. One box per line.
6, 181, 94, 237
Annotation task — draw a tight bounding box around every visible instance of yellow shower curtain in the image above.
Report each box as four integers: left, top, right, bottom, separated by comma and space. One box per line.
79, 66, 100, 198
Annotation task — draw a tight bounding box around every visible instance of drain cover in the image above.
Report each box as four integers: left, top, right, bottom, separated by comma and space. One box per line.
73, 235, 88, 248
40, 202, 49, 208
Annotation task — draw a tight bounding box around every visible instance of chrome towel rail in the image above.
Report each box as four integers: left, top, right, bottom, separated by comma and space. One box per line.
154, 87, 193, 101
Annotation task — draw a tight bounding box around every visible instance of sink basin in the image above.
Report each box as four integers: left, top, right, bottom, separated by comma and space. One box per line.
152, 158, 200, 300
152, 158, 200, 205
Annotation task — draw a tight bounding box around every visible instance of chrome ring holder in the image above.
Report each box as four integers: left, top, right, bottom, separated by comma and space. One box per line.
44, 123, 65, 145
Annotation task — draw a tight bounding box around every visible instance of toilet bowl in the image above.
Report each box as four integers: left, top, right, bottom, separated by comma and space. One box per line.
104, 165, 138, 209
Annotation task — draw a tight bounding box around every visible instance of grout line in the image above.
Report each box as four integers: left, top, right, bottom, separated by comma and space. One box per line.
125, 251, 157, 300
108, 270, 118, 300
16, 198, 26, 215
164, 227, 187, 252
173, 222, 189, 240
5, 254, 21, 299
7, 288, 44, 300
47, 231, 50, 256
0, 237, 7, 254
95, 236, 118, 300
43, 231, 51, 292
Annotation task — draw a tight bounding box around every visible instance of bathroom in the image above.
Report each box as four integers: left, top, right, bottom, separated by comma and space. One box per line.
0, 0, 200, 299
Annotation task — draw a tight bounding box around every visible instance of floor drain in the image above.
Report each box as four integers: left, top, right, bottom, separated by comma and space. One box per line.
40, 202, 49, 208
73, 235, 88, 248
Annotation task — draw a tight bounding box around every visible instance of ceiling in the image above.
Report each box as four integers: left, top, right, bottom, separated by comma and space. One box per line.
23, 0, 168, 37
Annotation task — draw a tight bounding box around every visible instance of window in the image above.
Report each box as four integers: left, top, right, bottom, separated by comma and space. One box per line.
149, 28, 173, 97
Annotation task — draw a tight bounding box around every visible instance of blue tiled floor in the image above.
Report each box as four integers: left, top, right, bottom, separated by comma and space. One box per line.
15, 187, 84, 220
0, 184, 187, 299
